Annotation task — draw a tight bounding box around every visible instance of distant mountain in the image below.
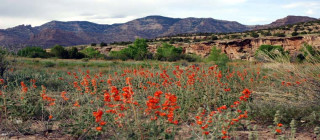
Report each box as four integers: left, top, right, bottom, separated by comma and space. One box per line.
253, 15, 318, 30
0, 15, 318, 49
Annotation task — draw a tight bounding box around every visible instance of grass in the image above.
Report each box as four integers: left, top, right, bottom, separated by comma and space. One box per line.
1, 57, 320, 139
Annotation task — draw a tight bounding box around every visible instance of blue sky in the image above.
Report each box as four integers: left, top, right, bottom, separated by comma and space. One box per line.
0, 0, 319, 29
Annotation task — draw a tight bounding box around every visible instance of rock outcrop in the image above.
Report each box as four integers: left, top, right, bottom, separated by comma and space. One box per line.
99, 35, 320, 60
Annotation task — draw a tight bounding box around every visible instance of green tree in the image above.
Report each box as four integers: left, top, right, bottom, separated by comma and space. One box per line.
109, 38, 150, 60
155, 43, 183, 61
80, 47, 103, 59
250, 32, 259, 38
68, 47, 85, 59
207, 46, 229, 66
17, 47, 48, 58
50, 45, 69, 59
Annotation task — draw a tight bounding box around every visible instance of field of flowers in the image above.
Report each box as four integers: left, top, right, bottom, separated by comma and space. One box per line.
1, 59, 320, 139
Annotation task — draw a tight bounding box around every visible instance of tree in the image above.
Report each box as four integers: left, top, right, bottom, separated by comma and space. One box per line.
207, 46, 229, 66
291, 32, 299, 36
109, 38, 150, 60
17, 47, 48, 58
155, 43, 183, 61
80, 47, 103, 59
51, 45, 69, 59
68, 47, 85, 59
211, 35, 218, 40
250, 32, 259, 38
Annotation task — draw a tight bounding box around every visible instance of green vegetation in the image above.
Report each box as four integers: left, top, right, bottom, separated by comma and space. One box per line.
51, 45, 69, 59
80, 47, 103, 59
0, 48, 9, 78
255, 45, 288, 61
109, 38, 150, 60
207, 46, 229, 66
155, 43, 183, 61
17, 47, 49, 58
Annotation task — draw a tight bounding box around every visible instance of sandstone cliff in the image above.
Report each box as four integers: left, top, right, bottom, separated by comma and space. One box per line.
99, 35, 320, 60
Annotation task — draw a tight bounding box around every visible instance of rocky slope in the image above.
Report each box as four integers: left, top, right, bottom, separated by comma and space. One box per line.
254, 16, 318, 30
0, 16, 250, 49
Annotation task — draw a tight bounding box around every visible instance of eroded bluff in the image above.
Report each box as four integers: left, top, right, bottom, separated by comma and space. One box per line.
99, 35, 320, 60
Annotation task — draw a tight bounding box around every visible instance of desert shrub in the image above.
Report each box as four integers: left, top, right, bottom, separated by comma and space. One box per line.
250, 32, 259, 38
68, 47, 85, 59
207, 46, 229, 66
109, 38, 149, 61
80, 47, 103, 59
273, 32, 286, 37
50, 45, 69, 59
155, 43, 183, 61
255, 45, 289, 61
211, 35, 218, 40
299, 44, 320, 62
182, 54, 202, 62
291, 32, 299, 36
17, 47, 49, 58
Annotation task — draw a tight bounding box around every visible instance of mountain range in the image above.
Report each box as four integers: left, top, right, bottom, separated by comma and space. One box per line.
0, 15, 318, 49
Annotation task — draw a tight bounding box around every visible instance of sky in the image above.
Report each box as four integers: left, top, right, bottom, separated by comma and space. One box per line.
0, 0, 319, 29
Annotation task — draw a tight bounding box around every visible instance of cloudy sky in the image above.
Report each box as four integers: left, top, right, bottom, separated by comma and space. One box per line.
0, 0, 319, 29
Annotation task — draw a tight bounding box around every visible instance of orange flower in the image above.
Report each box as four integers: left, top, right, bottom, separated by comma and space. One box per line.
96, 127, 102, 131
73, 101, 80, 107
126, 77, 132, 85
99, 121, 107, 126
49, 115, 53, 120
275, 129, 281, 133
203, 131, 209, 135
277, 123, 283, 127
0, 79, 4, 84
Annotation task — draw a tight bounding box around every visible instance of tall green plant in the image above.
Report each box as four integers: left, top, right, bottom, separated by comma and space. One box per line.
207, 46, 229, 66
155, 43, 183, 61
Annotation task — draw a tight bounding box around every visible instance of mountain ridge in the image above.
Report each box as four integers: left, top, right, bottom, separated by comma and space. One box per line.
0, 15, 318, 49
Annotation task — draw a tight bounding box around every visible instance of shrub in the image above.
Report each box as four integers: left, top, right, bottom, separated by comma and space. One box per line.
50, 45, 69, 59
43, 61, 55, 67
273, 32, 286, 37
211, 35, 218, 40
299, 44, 320, 62
255, 45, 289, 61
17, 47, 48, 58
207, 46, 229, 66
291, 32, 299, 36
80, 47, 103, 59
155, 43, 183, 61
109, 38, 150, 61
68, 47, 85, 59
250, 32, 259, 38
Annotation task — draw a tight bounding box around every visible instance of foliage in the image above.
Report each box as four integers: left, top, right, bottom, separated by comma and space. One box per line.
207, 46, 229, 66
17, 47, 49, 58
109, 38, 150, 60
255, 45, 289, 61
68, 47, 85, 59
80, 47, 103, 59
273, 32, 286, 37
291, 32, 299, 36
250, 32, 259, 38
155, 43, 183, 61
50, 45, 69, 59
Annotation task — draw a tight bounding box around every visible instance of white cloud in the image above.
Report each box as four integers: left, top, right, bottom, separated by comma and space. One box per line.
306, 9, 314, 15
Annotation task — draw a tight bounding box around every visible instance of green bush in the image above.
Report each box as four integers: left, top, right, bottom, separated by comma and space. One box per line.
155, 43, 183, 61
250, 32, 259, 38
80, 47, 103, 59
273, 32, 286, 37
207, 46, 229, 66
255, 45, 289, 61
17, 47, 49, 58
299, 44, 320, 62
43, 61, 55, 67
291, 32, 299, 36
50, 45, 69, 59
109, 38, 150, 61
68, 47, 85, 59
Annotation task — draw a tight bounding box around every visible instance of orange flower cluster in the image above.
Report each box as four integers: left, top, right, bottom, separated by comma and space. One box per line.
93, 109, 106, 131
61, 91, 69, 101
145, 91, 179, 124
40, 86, 56, 106
20, 81, 28, 93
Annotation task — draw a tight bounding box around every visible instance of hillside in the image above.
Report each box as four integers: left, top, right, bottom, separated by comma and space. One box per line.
1, 15, 318, 50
